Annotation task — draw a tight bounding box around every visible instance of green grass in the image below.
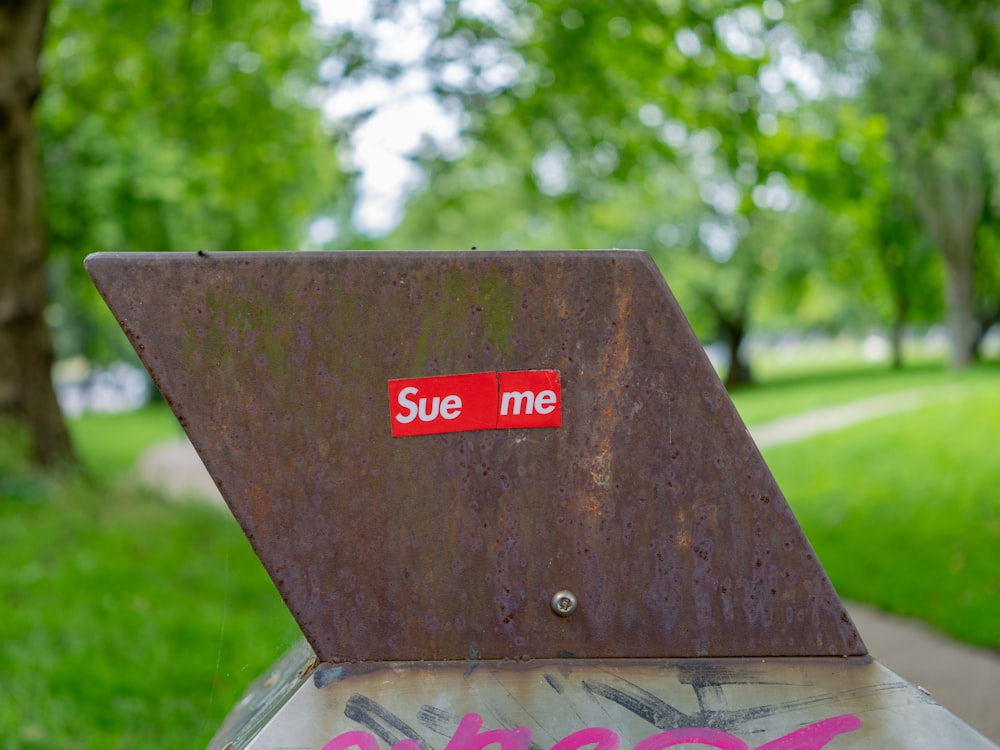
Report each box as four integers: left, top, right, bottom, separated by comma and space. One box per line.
744, 367, 1000, 649
66, 402, 182, 481
0, 453, 299, 748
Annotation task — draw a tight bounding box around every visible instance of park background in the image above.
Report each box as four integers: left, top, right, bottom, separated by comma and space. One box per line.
1, 0, 998, 747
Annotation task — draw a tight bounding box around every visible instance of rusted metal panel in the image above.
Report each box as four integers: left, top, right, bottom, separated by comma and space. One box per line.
85, 250, 864, 662
209, 646, 997, 750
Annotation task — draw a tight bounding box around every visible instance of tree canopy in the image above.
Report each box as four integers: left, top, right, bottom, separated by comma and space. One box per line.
0, 0, 344, 465
329, 0, 1000, 379
39, 0, 344, 362
4, 0, 1000, 466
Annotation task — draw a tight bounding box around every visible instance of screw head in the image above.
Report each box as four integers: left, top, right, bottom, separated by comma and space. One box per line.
551, 590, 578, 617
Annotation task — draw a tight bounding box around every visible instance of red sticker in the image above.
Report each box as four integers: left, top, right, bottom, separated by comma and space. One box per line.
388, 370, 561, 437
496, 370, 562, 429
388, 372, 498, 437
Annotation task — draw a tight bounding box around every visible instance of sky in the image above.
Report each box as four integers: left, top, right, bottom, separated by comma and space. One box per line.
307, 0, 464, 237
302, 0, 865, 243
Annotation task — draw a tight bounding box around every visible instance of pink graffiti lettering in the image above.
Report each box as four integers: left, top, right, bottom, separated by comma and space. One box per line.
755, 715, 863, 750
444, 712, 532, 750
323, 712, 861, 750
322, 730, 381, 750
321, 731, 424, 750
635, 727, 749, 750
551, 727, 621, 750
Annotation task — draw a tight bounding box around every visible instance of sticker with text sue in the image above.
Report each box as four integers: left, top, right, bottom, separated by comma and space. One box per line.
388, 370, 562, 437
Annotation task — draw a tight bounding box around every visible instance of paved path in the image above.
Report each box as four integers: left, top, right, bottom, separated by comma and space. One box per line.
848, 601, 1000, 742
136, 390, 1000, 743
137, 439, 225, 505
748, 387, 958, 448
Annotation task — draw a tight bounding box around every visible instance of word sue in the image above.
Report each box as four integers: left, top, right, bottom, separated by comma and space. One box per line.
388, 370, 562, 437
323, 712, 861, 750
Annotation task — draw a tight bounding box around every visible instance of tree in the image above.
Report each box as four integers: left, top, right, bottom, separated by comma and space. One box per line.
872, 189, 942, 369
975, 92, 1000, 357
974, 201, 1000, 357
2, 0, 344, 467
0, 0, 74, 467
912, 123, 985, 367
336, 0, 859, 386
795, 101, 943, 370
39, 0, 344, 365
858, 0, 1000, 367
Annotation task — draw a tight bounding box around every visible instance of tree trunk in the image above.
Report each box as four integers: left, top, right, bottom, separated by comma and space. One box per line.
942, 247, 977, 368
912, 132, 984, 370
889, 301, 905, 370
720, 315, 753, 389
0, 0, 75, 467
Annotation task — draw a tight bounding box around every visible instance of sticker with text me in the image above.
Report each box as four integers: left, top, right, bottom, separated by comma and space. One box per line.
388, 370, 562, 437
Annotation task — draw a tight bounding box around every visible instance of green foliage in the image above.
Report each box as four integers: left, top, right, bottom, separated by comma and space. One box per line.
846, 0, 1000, 362
331, 0, 1000, 376
38, 0, 344, 362
339, 3, 856, 378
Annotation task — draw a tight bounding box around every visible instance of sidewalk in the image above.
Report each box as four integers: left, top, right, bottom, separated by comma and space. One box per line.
748, 388, 939, 449
137, 432, 1000, 744
847, 601, 1000, 742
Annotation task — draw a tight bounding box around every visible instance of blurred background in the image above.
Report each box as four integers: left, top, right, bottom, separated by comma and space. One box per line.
1, 0, 998, 747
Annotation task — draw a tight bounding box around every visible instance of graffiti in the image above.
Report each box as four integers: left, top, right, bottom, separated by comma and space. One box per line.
317, 670, 867, 750
321, 711, 862, 750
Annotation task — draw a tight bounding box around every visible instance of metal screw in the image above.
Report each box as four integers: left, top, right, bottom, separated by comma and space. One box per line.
551, 590, 578, 617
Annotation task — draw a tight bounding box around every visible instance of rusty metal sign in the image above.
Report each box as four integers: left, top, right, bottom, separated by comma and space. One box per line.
85, 250, 863, 662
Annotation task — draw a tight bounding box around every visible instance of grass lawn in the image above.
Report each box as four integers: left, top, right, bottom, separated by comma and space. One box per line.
66, 401, 183, 481
1, 414, 299, 749
740, 365, 1000, 649
0, 361, 997, 747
